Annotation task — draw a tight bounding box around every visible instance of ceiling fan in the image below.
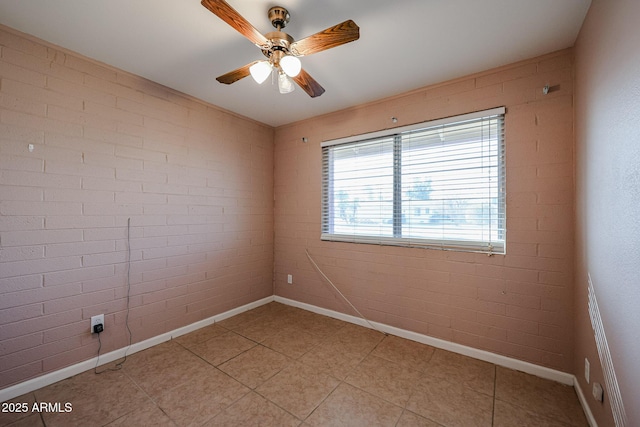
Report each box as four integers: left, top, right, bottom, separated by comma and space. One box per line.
201, 0, 360, 97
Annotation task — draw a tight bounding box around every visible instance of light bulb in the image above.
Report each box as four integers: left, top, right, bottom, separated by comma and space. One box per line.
280, 55, 301, 77
249, 61, 272, 84
278, 72, 295, 94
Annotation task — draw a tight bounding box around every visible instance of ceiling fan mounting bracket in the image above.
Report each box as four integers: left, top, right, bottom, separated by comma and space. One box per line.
268, 6, 290, 30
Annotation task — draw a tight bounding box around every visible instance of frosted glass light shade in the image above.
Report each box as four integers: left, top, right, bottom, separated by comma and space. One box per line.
278, 72, 295, 94
280, 55, 301, 77
249, 61, 272, 84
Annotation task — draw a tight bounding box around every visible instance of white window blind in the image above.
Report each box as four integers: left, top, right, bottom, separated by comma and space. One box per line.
321, 107, 506, 253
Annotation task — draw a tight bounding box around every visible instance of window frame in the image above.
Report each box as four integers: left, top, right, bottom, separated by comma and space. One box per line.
321, 107, 506, 254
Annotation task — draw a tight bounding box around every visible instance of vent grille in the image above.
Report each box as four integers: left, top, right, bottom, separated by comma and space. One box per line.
588, 274, 627, 426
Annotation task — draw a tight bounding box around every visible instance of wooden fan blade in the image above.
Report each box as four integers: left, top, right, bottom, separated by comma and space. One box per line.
216, 61, 258, 84
293, 69, 325, 98
201, 0, 268, 47
290, 20, 359, 56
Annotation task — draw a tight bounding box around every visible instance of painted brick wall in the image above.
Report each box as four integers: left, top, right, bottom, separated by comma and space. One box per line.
0, 26, 274, 388
274, 49, 575, 372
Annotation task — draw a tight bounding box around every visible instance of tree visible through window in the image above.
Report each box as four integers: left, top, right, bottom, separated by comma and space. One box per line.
321, 107, 505, 254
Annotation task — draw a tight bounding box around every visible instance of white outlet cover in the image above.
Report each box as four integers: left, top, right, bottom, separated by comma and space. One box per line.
592, 382, 604, 402
90, 314, 104, 333
287, 274, 293, 284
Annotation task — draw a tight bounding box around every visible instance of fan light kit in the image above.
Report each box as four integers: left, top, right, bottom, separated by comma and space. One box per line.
201, 0, 360, 97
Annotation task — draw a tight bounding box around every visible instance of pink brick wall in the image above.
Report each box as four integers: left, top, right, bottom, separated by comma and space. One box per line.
0, 25, 274, 388
274, 49, 575, 372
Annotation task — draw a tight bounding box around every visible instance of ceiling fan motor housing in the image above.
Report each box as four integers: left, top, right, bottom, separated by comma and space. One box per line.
263, 31, 294, 63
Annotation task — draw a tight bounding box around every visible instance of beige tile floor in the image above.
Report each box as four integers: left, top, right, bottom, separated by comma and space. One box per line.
1, 302, 588, 426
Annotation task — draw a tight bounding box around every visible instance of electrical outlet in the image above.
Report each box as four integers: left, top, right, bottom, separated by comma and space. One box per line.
287, 274, 293, 284
585, 358, 590, 383
592, 382, 604, 402
90, 314, 104, 334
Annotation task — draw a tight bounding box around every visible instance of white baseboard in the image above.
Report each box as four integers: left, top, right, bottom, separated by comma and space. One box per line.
574, 378, 599, 427
0, 296, 274, 403
275, 296, 575, 386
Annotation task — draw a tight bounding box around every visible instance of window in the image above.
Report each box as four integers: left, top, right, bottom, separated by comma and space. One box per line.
321, 107, 505, 254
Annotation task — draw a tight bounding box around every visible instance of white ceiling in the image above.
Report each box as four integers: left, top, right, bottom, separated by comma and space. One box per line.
0, 0, 591, 127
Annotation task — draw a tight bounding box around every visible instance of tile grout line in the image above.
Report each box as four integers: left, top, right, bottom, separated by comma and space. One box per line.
302, 329, 387, 424
402, 342, 442, 426
492, 364, 497, 426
